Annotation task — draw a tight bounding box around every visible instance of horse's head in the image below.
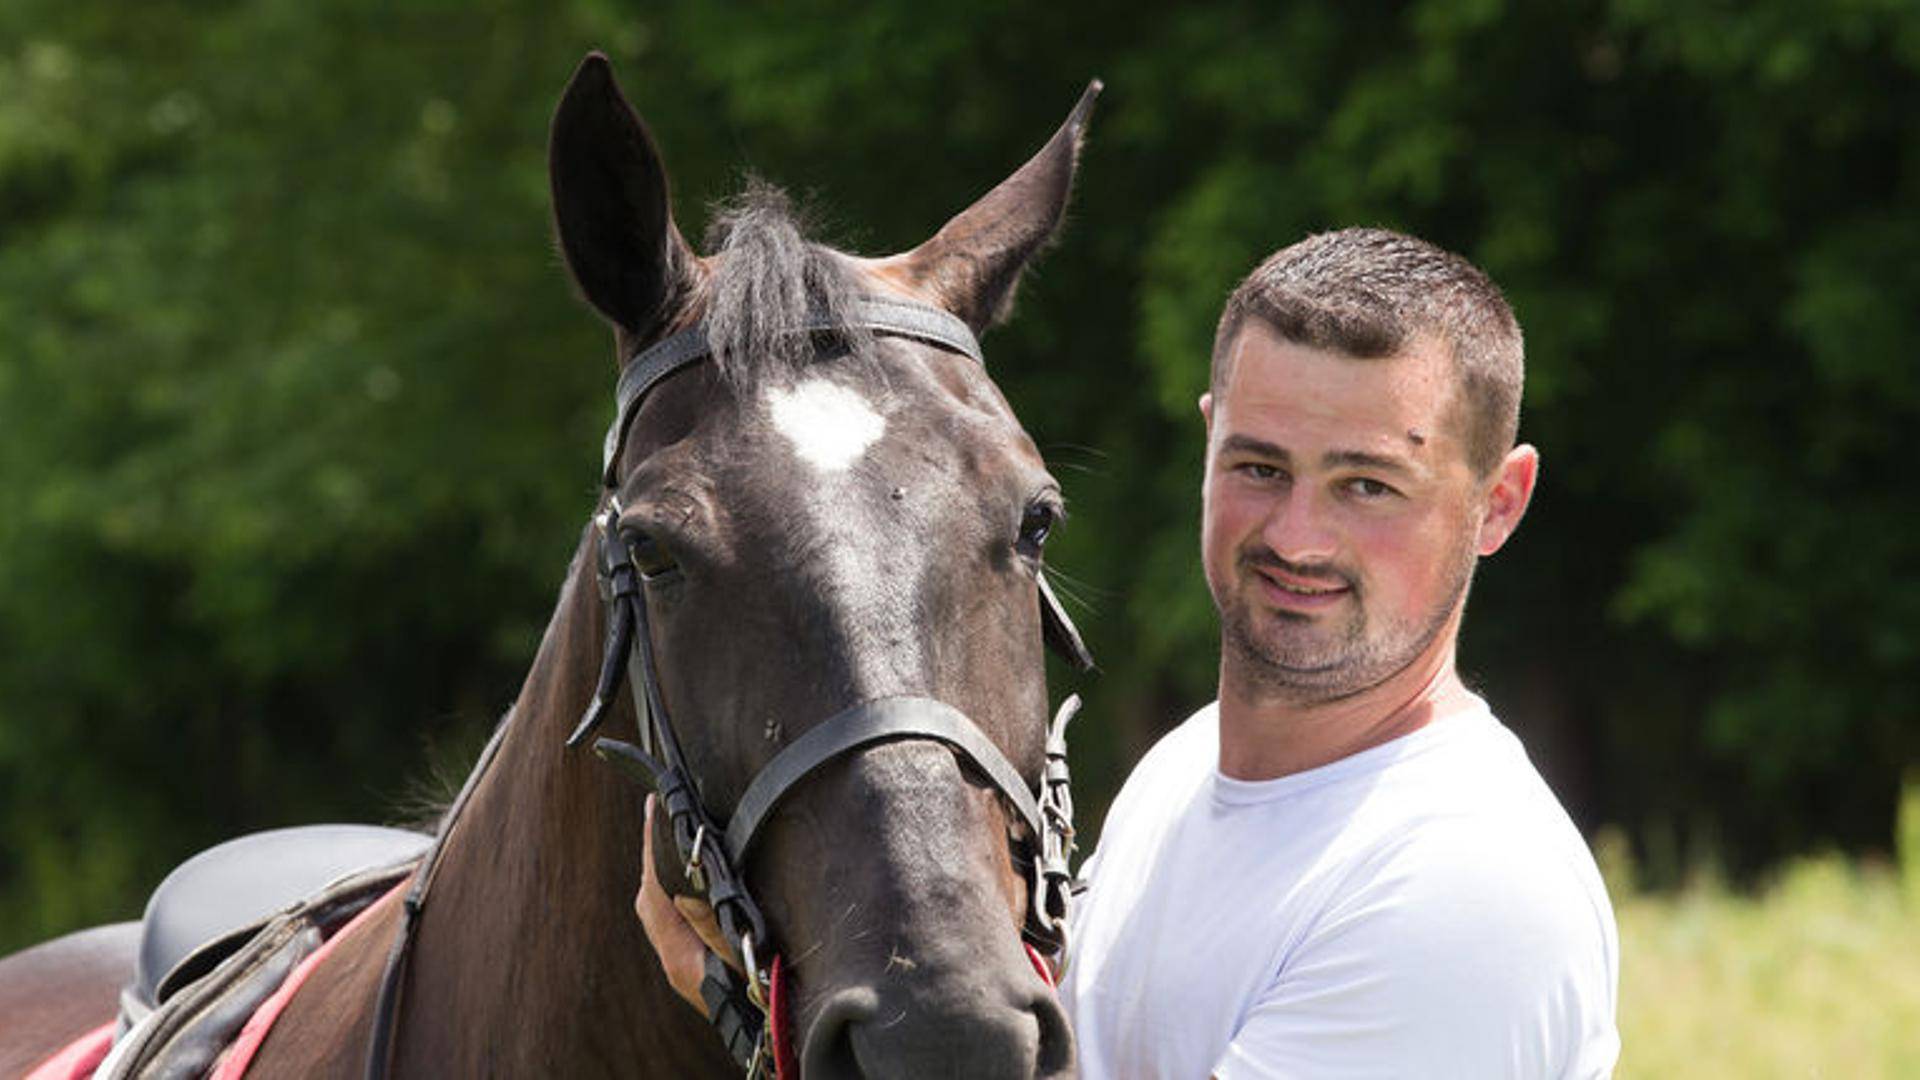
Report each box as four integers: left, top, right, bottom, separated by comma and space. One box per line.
549, 55, 1093, 1078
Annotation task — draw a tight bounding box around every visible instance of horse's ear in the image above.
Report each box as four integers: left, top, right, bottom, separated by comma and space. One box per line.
888, 81, 1101, 333
549, 53, 698, 344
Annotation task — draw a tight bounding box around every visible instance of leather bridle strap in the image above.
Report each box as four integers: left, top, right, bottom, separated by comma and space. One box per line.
599, 294, 1092, 674
365, 292, 1085, 1080
364, 709, 513, 1079
602, 295, 985, 484
1038, 575, 1094, 673
723, 697, 1046, 867
581, 295, 1083, 1076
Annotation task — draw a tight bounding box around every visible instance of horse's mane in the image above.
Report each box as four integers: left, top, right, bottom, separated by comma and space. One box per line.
700, 179, 875, 390
392, 187, 878, 837
397, 196, 877, 826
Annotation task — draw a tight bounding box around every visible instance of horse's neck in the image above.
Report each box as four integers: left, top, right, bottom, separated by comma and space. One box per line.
390, 533, 726, 1075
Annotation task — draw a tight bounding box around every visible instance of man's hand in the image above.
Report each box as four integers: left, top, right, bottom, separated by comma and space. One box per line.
635, 793, 734, 1018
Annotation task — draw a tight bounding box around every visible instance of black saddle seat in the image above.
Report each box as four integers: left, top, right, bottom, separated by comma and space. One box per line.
134, 824, 431, 1010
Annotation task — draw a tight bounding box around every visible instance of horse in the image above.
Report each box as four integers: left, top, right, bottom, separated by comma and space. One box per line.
0, 53, 1096, 1078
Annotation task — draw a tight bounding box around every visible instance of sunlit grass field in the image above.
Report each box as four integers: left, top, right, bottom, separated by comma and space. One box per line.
1606, 785, 1920, 1078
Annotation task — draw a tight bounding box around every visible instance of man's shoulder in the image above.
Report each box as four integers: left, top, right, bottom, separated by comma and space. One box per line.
1145, 699, 1221, 762
1329, 805, 1615, 954
1230, 740, 1621, 1079
1107, 700, 1220, 799
1074, 702, 1219, 886
1330, 705, 1618, 943
1284, 709, 1621, 1071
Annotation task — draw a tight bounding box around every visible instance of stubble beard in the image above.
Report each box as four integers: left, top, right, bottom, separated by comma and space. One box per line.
1217, 540, 1479, 707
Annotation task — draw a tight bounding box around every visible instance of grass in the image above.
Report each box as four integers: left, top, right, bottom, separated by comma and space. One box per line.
1605, 781, 1920, 1078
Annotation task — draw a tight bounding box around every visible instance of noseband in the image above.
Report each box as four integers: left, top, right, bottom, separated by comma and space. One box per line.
364, 296, 1092, 1080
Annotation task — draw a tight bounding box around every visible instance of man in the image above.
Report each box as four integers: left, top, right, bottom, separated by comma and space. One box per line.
639, 227, 1620, 1077
1059, 227, 1617, 1078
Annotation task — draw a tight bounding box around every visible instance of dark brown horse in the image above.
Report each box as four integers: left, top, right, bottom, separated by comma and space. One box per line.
0, 54, 1092, 1078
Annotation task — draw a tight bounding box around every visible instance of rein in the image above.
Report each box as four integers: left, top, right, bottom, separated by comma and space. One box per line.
364, 295, 1090, 1079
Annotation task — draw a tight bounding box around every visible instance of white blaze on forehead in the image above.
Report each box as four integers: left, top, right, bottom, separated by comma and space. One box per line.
764, 377, 886, 472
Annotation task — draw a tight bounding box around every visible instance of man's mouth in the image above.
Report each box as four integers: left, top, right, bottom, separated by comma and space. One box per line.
1247, 559, 1352, 609
1268, 578, 1343, 596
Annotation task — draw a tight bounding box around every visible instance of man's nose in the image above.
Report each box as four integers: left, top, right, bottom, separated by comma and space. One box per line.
1261, 485, 1338, 566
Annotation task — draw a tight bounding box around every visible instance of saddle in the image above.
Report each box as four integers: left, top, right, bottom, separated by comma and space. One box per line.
97, 825, 429, 1078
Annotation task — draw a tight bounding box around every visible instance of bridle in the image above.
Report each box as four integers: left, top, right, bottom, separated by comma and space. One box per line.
364, 295, 1092, 1079
578, 294, 1093, 1074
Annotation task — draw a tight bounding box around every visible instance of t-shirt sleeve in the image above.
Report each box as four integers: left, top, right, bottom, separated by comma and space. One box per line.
1212, 821, 1619, 1080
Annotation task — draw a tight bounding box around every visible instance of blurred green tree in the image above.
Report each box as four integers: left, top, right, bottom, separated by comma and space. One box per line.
0, 0, 642, 942
2, 0, 1916, 950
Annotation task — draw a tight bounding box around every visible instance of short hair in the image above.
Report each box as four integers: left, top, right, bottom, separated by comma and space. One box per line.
1210, 228, 1524, 476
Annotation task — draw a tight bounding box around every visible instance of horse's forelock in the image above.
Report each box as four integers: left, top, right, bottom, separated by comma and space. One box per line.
702, 180, 874, 391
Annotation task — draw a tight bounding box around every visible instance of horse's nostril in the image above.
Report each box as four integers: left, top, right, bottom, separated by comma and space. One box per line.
801, 980, 1069, 1080
1029, 989, 1075, 1077
801, 985, 878, 1080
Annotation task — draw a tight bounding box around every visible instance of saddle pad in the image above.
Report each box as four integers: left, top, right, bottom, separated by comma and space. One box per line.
94, 861, 413, 1079
23, 1022, 114, 1080
208, 879, 403, 1078
28, 883, 400, 1080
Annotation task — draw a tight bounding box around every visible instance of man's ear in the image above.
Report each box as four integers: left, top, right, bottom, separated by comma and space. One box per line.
1199, 391, 1214, 435
1476, 444, 1539, 556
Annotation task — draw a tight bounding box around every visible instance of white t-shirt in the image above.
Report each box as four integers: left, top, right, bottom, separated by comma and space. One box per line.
1061, 697, 1619, 1079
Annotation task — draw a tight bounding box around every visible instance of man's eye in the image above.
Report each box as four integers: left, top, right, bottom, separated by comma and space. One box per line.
1347, 477, 1395, 499
1239, 462, 1284, 481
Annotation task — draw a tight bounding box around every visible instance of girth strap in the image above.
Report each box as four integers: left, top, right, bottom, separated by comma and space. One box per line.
724, 697, 1044, 866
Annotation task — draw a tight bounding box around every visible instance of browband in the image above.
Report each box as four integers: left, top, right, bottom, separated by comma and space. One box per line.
601, 295, 984, 484
596, 292, 1092, 673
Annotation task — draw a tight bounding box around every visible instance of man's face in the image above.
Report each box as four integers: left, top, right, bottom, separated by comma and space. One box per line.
1200, 322, 1518, 704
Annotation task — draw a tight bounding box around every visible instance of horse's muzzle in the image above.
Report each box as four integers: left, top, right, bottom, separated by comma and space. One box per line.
801, 972, 1073, 1079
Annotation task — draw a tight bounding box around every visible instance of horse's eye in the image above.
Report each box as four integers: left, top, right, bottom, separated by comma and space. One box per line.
626, 530, 680, 580
1017, 504, 1057, 557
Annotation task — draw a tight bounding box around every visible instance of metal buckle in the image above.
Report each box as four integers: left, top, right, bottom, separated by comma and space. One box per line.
741, 931, 771, 1013
593, 504, 620, 601
684, 823, 708, 892
1020, 693, 1081, 954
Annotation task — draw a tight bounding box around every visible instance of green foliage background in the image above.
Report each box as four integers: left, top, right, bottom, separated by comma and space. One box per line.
3, 0, 1917, 950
